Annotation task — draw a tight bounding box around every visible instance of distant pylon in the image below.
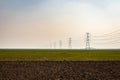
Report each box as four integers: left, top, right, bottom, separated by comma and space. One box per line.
59, 40, 62, 49
86, 33, 90, 49
54, 42, 56, 49
50, 43, 52, 49
69, 37, 72, 49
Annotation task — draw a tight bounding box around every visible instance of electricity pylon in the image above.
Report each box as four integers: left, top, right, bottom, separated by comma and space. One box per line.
54, 42, 56, 49
69, 37, 72, 49
59, 40, 62, 49
86, 33, 90, 49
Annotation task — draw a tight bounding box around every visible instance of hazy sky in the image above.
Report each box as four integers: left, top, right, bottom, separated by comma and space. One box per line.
1, 0, 120, 49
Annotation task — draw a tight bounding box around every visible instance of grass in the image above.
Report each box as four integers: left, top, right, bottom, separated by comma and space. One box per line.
0, 49, 120, 61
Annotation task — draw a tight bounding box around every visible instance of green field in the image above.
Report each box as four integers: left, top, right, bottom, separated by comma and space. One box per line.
0, 49, 120, 61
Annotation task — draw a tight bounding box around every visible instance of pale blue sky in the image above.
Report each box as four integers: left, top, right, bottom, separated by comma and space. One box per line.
0, 0, 107, 13
0, 0, 115, 10
0, 0, 119, 23
0, 0, 120, 48
0, 0, 111, 25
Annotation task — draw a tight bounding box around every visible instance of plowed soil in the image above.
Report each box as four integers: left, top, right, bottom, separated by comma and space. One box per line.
0, 61, 120, 80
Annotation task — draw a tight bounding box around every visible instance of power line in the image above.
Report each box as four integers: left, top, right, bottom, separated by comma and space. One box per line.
93, 37, 120, 42
48, 28, 120, 49
93, 40, 120, 44
92, 29, 120, 46
93, 29, 120, 37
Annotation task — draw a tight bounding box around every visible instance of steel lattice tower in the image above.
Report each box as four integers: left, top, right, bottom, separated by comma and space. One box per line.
54, 42, 56, 49
59, 40, 62, 49
69, 37, 72, 49
86, 33, 90, 49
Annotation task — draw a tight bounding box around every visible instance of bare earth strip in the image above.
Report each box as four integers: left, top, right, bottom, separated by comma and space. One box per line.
0, 61, 120, 80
